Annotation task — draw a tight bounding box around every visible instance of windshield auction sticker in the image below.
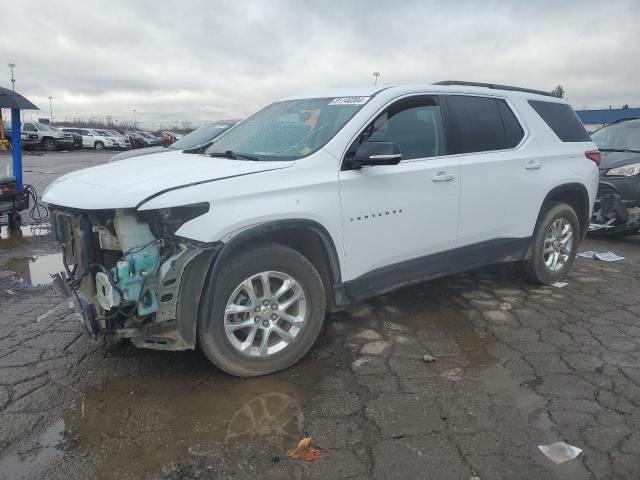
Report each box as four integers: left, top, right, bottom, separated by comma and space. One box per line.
328, 97, 370, 106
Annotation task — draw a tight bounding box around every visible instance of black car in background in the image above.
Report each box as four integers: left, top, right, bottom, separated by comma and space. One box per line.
110, 121, 239, 161
590, 118, 640, 234
63, 130, 84, 149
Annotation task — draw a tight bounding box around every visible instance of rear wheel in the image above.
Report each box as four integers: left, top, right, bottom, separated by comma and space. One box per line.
42, 138, 56, 151
518, 202, 579, 284
198, 243, 326, 377
94, 141, 105, 151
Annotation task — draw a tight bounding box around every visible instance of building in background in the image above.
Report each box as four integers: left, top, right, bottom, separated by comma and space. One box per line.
576, 107, 640, 133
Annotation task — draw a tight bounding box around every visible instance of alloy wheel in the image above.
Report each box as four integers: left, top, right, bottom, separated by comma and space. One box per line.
224, 271, 307, 357
543, 218, 573, 272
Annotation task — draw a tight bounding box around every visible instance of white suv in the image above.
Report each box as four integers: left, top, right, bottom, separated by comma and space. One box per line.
43, 82, 599, 376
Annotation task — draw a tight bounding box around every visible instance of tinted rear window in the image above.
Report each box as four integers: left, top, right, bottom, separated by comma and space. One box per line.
497, 100, 525, 147
528, 100, 590, 142
446, 95, 523, 153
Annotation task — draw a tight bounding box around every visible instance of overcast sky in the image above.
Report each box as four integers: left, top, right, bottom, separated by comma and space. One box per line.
2, 0, 639, 127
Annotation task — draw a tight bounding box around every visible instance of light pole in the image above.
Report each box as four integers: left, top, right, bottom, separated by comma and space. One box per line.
48, 96, 54, 122
132, 109, 137, 128
8, 63, 16, 91
372, 71, 380, 86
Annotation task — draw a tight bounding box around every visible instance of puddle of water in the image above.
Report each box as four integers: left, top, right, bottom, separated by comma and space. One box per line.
1, 359, 319, 480
0, 224, 51, 250
1, 253, 63, 285
0, 420, 66, 480
412, 301, 590, 480
427, 306, 497, 370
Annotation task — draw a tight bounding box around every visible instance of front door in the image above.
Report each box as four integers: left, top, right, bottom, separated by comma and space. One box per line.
338, 95, 460, 291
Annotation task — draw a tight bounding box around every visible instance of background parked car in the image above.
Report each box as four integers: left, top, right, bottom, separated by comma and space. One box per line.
64, 131, 84, 149
110, 121, 239, 161
104, 130, 131, 150
137, 131, 163, 147
127, 132, 149, 149
20, 131, 40, 150
8, 121, 73, 151
61, 128, 98, 149
4, 125, 40, 150
93, 129, 130, 150
159, 131, 178, 145
590, 117, 640, 234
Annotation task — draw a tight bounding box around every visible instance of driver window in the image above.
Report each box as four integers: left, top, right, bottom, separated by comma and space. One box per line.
348, 97, 445, 161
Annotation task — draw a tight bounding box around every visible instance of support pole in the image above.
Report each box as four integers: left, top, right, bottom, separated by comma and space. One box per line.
11, 108, 22, 191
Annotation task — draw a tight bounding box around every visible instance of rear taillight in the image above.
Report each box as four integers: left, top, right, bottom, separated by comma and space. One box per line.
585, 150, 601, 167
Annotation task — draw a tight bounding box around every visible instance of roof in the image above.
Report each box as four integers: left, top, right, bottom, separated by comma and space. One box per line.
0, 87, 38, 110
575, 108, 640, 125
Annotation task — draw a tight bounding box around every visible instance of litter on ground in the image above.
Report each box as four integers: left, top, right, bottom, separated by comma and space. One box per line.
287, 437, 321, 461
537, 442, 583, 464
577, 250, 625, 262
551, 281, 568, 288
594, 251, 625, 262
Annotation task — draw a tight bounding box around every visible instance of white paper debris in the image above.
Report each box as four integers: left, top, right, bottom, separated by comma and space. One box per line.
551, 281, 568, 288
594, 252, 625, 262
422, 354, 436, 363
577, 250, 625, 262
538, 442, 583, 464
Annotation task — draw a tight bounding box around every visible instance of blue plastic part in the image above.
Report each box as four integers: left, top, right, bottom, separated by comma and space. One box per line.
11, 108, 22, 191
112, 245, 160, 316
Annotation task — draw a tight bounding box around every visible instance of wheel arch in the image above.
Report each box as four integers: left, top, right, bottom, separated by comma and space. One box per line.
210, 220, 345, 311
176, 219, 346, 348
538, 183, 590, 240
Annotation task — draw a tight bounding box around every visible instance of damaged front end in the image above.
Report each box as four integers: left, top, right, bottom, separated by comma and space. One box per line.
49, 204, 219, 350
590, 192, 640, 234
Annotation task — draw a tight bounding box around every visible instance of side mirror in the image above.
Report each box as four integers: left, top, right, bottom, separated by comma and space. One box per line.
352, 141, 401, 169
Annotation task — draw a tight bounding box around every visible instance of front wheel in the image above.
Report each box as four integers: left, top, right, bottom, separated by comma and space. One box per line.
198, 243, 326, 377
94, 141, 105, 151
518, 202, 579, 284
42, 138, 56, 151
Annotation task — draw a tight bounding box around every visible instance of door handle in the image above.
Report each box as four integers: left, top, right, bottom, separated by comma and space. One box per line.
525, 161, 542, 170
431, 172, 456, 182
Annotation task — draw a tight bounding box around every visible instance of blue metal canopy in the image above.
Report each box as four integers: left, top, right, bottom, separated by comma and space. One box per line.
1, 87, 39, 191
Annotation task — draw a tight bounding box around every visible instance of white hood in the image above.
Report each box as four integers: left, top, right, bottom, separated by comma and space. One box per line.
43, 150, 294, 210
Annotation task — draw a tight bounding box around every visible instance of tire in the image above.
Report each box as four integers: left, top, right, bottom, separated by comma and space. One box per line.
94, 141, 105, 151
42, 138, 56, 151
198, 243, 326, 377
518, 202, 580, 284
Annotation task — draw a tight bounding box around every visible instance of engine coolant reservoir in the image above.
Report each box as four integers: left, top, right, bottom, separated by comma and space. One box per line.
113, 210, 156, 252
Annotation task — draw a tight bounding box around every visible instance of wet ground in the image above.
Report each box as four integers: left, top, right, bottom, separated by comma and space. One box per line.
1, 152, 640, 479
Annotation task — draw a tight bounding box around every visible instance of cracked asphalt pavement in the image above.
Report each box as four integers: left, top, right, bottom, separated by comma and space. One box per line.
1, 151, 640, 479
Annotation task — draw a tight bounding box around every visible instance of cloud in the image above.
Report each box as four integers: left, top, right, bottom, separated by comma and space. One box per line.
2, 0, 639, 127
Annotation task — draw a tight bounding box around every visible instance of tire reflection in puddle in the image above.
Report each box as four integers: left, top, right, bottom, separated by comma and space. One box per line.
61, 360, 316, 479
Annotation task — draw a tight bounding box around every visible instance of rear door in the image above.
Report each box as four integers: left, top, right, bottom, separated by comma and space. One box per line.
444, 94, 536, 246
78, 129, 93, 147
338, 95, 461, 286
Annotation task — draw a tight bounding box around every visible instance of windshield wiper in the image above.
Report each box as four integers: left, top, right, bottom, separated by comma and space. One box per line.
209, 150, 260, 161
600, 148, 640, 153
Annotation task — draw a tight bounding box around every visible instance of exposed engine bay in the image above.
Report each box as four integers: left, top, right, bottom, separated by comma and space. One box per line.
49, 205, 217, 350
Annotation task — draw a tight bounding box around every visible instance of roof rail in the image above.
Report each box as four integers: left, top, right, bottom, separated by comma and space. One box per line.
433, 81, 554, 98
